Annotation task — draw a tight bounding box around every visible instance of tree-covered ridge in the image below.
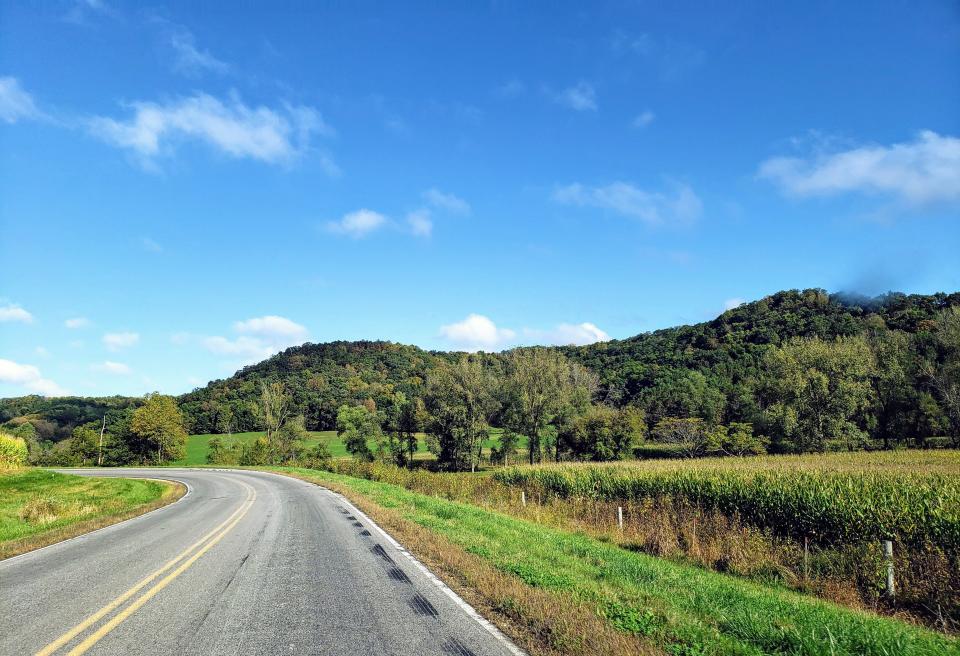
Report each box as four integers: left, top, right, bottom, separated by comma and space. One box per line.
565, 289, 960, 406
3, 289, 959, 463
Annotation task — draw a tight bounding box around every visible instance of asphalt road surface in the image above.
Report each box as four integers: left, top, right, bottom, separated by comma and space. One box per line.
0, 468, 523, 656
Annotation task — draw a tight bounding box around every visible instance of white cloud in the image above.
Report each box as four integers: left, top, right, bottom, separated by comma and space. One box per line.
406, 209, 433, 237
0, 77, 42, 124
92, 360, 131, 375
553, 181, 702, 225
439, 314, 516, 351
423, 188, 471, 214
758, 131, 960, 206
169, 30, 229, 76
556, 82, 597, 111
234, 315, 307, 340
102, 331, 139, 351
35, 347, 51, 358
326, 209, 388, 238
723, 298, 745, 311
89, 92, 333, 168
0, 359, 68, 397
203, 315, 308, 365
632, 111, 655, 128
525, 323, 611, 346
65, 317, 90, 329
0, 304, 33, 323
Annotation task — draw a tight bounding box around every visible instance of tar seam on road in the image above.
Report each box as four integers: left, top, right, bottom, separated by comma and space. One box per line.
33, 480, 256, 656
279, 475, 528, 656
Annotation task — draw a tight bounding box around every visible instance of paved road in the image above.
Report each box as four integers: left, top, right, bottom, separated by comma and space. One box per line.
0, 468, 522, 656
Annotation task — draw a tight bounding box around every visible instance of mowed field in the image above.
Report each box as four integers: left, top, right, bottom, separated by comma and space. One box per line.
176, 429, 529, 466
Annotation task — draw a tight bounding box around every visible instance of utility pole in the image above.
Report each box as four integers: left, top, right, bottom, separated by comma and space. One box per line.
97, 415, 106, 466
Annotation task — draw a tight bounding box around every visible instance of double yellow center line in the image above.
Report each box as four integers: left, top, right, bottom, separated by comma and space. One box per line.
36, 481, 257, 656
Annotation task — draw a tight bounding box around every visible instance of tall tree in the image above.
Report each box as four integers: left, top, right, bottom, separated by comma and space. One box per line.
130, 394, 187, 464
762, 336, 877, 452
424, 357, 498, 471
501, 348, 596, 464
336, 404, 381, 462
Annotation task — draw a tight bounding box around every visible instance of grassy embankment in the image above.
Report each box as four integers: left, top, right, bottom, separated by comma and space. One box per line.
270, 463, 958, 656
177, 428, 528, 465
0, 470, 183, 559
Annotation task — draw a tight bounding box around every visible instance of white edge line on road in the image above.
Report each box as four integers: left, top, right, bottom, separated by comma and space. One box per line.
0, 471, 193, 569
239, 469, 528, 656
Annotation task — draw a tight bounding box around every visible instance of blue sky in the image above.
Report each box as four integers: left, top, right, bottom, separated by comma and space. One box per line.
1, 0, 958, 397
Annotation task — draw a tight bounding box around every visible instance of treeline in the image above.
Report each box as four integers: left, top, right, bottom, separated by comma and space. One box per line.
2, 394, 187, 466
3, 289, 959, 469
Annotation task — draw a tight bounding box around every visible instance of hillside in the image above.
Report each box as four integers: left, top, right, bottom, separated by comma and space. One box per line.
3, 288, 959, 447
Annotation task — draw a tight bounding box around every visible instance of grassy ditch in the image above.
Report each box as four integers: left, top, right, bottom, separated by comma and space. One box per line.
0, 469, 183, 559
271, 466, 958, 656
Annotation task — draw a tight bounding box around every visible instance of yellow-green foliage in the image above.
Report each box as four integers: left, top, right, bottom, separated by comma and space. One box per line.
0, 432, 28, 468
494, 451, 960, 549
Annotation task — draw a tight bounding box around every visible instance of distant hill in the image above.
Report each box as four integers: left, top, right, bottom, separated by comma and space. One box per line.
3, 289, 959, 439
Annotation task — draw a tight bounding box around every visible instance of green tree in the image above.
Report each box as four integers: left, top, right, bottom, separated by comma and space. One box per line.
706, 422, 768, 456
501, 348, 596, 464
558, 405, 645, 461
130, 394, 187, 464
424, 357, 498, 471
68, 424, 101, 465
762, 336, 877, 453
651, 417, 709, 458
924, 307, 960, 445
336, 404, 380, 462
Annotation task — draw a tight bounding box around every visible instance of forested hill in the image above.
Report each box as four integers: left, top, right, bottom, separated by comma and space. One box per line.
3, 289, 959, 442
563, 289, 960, 407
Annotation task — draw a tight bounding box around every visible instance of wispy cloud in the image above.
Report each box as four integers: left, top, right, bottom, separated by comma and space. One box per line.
406, 209, 433, 237
0, 304, 33, 323
632, 110, 655, 129
423, 188, 471, 214
92, 360, 132, 375
758, 130, 960, 206
325, 209, 388, 238
141, 237, 163, 253
611, 30, 705, 80
0, 359, 68, 396
102, 331, 139, 351
723, 298, 745, 311
169, 29, 229, 76
0, 77, 44, 124
553, 181, 702, 225
88, 92, 334, 169
65, 317, 90, 329
555, 82, 597, 111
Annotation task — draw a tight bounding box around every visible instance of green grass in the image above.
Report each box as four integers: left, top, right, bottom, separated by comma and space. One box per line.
275, 466, 958, 656
178, 428, 530, 466
0, 470, 171, 553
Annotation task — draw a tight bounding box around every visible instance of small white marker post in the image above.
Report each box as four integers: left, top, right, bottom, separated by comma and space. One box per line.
521, 490, 526, 507
883, 540, 895, 600
617, 506, 624, 531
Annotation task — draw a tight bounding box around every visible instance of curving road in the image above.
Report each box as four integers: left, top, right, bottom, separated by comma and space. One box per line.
0, 468, 522, 656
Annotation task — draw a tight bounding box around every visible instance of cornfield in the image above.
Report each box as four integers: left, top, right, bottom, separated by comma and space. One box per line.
493, 452, 960, 549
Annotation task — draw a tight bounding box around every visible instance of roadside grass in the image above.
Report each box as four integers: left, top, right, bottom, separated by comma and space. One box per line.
0, 470, 183, 560
271, 466, 958, 656
178, 429, 529, 466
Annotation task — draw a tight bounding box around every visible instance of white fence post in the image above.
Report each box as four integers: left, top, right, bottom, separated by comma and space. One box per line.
617, 506, 624, 531
883, 540, 895, 600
